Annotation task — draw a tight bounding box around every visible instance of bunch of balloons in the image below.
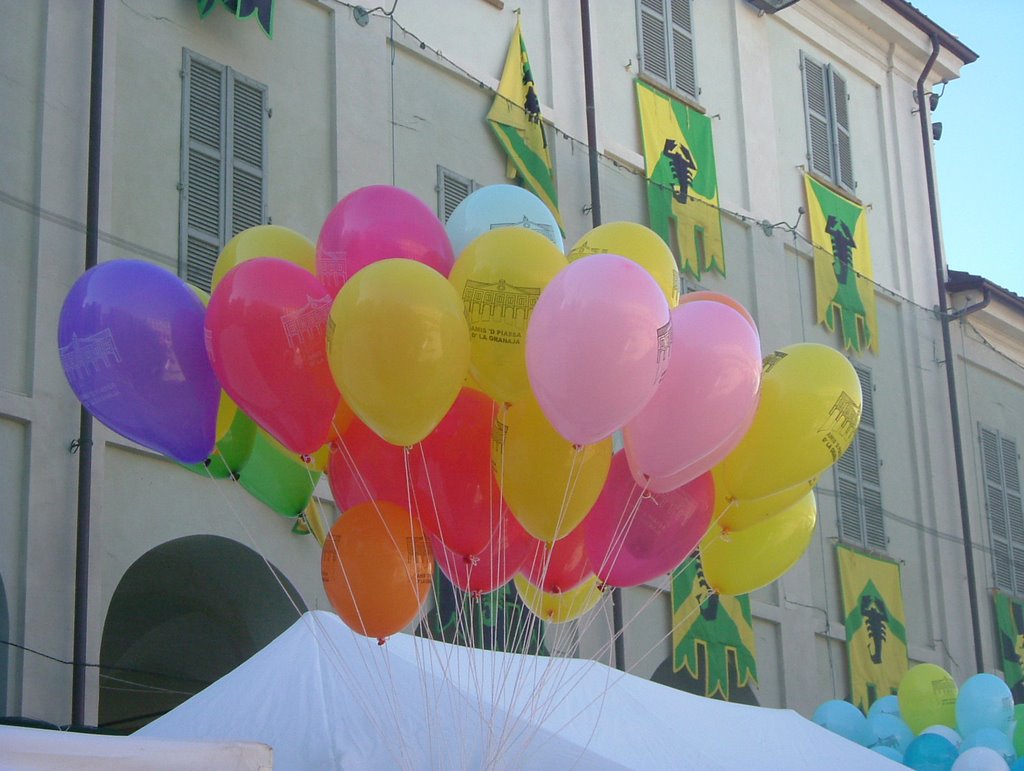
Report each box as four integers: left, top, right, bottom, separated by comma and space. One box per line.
58, 182, 865, 643
812, 667, 1024, 769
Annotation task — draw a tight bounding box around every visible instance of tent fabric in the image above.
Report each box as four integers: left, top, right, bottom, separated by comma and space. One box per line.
139, 611, 897, 770
0, 724, 272, 769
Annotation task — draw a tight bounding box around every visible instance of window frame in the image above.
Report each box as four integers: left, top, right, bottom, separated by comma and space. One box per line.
800, 51, 855, 194
179, 49, 268, 292
980, 425, 1024, 596
836, 365, 885, 551
436, 166, 478, 223
636, 0, 698, 102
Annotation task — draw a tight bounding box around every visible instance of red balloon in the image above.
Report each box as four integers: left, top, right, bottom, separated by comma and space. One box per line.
521, 523, 593, 594
431, 513, 532, 594
584, 454, 714, 588
316, 185, 455, 298
411, 388, 506, 559
328, 417, 410, 511
206, 258, 339, 455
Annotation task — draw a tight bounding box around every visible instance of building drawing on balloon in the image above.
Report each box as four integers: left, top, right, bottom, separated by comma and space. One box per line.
59, 329, 123, 404
461, 279, 541, 344
490, 215, 556, 244
280, 296, 331, 365
819, 391, 861, 462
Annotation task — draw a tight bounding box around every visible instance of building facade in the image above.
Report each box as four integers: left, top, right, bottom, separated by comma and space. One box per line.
5, 0, 1020, 738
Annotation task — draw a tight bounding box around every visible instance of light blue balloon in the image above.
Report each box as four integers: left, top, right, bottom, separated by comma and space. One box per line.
869, 694, 902, 720
869, 712, 915, 754
961, 727, 1016, 767
445, 184, 564, 257
957, 673, 1015, 737
953, 746, 1012, 770
1010, 756, 1024, 771
872, 744, 904, 763
812, 699, 872, 746
922, 724, 963, 750
904, 733, 959, 771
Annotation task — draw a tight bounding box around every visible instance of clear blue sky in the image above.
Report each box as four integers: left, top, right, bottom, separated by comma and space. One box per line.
916, 1, 1024, 297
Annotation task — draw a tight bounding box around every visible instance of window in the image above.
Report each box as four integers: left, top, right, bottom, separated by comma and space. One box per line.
801, 52, 854, 193
836, 365, 885, 550
437, 166, 477, 223
980, 425, 1024, 595
179, 49, 267, 291
637, 0, 697, 101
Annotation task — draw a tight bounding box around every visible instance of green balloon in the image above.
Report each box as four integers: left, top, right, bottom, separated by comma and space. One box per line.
180, 407, 256, 479
898, 663, 958, 734
238, 430, 320, 516
1013, 703, 1024, 758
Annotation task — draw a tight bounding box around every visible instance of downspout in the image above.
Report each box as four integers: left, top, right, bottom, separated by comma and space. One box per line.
580, 0, 625, 672
917, 34, 985, 674
72, 0, 105, 726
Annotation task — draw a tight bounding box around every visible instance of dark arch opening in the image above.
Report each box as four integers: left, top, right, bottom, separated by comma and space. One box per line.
98, 535, 305, 732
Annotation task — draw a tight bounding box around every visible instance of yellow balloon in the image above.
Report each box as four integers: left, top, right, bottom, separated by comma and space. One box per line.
211, 225, 316, 290
717, 343, 862, 500
215, 392, 240, 444
700, 490, 817, 595
898, 663, 958, 734
514, 574, 603, 624
327, 259, 470, 447
448, 228, 568, 403
714, 469, 819, 533
493, 399, 612, 542
568, 221, 680, 308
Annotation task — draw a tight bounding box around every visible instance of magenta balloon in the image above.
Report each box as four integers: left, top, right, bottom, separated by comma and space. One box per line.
432, 514, 532, 594
205, 258, 339, 455
521, 524, 593, 594
525, 254, 671, 446
57, 260, 219, 464
316, 185, 455, 297
623, 300, 761, 487
584, 454, 714, 587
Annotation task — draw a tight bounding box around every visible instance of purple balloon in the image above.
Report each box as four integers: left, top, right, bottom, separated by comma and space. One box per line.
58, 260, 219, 464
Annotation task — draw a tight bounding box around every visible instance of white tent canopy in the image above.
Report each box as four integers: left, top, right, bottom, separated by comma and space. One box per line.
0, 724, 272, 770
139, 611, 897, 769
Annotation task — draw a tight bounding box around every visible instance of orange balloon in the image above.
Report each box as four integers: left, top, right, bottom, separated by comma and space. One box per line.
321, 501, 434, 640
326, 396, 356, 446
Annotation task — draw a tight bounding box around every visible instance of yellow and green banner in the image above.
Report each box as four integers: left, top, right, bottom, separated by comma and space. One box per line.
487, 19, 564, 233
198, 0, 275, 38
671, 555, 757, 700
837, 544, 908, 711
804, 175, 879, 354
635, 80, 724, 279
994, 590, 1024, 702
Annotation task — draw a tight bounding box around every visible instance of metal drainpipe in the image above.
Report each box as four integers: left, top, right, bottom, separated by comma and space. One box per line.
72, 0, 105, 726
917, 34, 985, 674
580, 0, 626, 672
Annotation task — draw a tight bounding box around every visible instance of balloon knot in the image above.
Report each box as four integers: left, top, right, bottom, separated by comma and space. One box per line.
597, 582, 608, 593
300, 454, 313, 464
229, 472, 240, 481
377, 637, 387, 646
471, 590, 483, 601
203, 458, 212, 467
463, 554, 481, 567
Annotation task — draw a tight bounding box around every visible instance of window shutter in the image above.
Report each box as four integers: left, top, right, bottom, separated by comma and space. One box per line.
638, 0, 670, 85
437, 166, 474, 223
836, 366, 885, 550
227, 72, 267, 238
668, 0, 696, 99
801, 52, 833, 181
181, 52, 225, 292
829, 67, 854, 192
982, 426, 1014, 592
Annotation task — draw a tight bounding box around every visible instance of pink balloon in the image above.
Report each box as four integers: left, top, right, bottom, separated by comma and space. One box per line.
432, 514, 532, 594
316, 185, 455, 297
584, 454, 714, 588
623, 300, 761, 488
206, 258, 339, 455
526, 254, 671, 446
521, 523, 593, 594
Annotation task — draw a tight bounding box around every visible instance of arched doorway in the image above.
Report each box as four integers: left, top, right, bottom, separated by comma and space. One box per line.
98, 535, 305, 732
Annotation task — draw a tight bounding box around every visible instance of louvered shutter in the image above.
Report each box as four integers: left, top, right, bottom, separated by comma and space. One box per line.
227, 71, 267, 238
830, 68, 854, 192
801, 52, 833, 181
836, 366, 885, 550
1003, 436, 1024, 592
181, 52, 225, 292
982, 426, 1013, 591
669, 0, 696, 99
437, 166, 474, 223
638, 0, 669, 85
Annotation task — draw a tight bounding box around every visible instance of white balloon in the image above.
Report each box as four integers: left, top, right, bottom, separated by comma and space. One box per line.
922, 724, 963, 749
951, 746, 1010, 771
